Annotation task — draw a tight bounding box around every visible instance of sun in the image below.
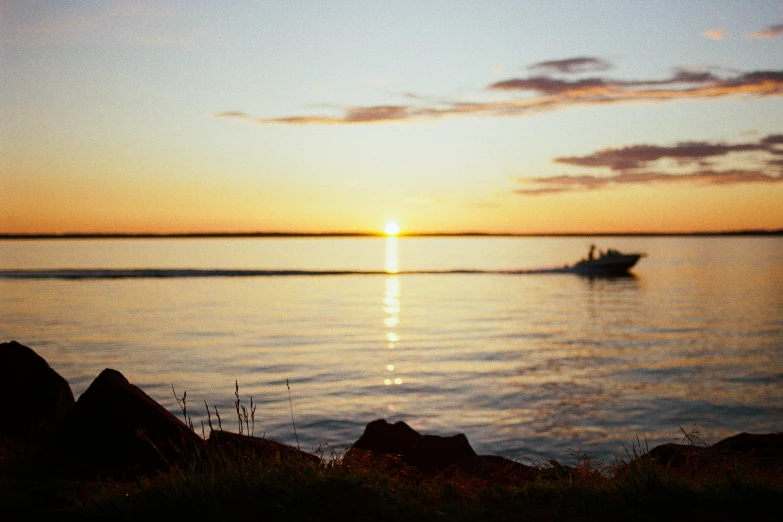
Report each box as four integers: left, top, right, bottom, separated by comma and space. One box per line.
384, 221, 400, 236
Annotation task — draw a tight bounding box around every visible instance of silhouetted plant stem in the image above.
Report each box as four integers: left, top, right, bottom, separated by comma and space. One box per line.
287, 379, 299, 451
250, 396, 256, 437
234, 380, 242, 435
214, 405, 222, 431
205, 400, 213, 432
172, 385, 193, 431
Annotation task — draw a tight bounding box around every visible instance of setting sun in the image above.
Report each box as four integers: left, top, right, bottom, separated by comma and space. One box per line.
384, 221, 400, 236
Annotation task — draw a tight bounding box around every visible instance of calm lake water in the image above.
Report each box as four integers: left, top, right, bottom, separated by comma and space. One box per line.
1, 236, 781, 463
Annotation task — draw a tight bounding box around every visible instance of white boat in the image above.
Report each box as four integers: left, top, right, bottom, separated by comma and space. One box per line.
570, 245, 645, 275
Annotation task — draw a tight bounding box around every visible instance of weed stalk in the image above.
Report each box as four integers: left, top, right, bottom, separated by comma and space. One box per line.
214, 405, 222, 431
204, 400, 213, 432
250, 396, 256, 437
287, 379, 300, 451
234, 380, 243, 435
172, 385, 194, 431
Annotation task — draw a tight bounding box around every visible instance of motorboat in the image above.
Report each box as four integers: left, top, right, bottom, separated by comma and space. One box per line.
570, 245, 645, 275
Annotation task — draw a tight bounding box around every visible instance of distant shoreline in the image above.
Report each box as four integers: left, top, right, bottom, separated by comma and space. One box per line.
0, 229, 781, 240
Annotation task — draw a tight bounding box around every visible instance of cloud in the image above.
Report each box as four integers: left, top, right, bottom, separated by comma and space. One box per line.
527, 57, 612, 74
485, 68, 782, 97
514, 134, 783, 195
749, 23, 783, 39
514, 168, 783, 195
489, 76, 608, 95
213, 111, 253, 120
344, 105, 409, 123
553, 136, 783, 171
214, 60, 783, 126
703, 29, 727, 40
214, 106, 410, 125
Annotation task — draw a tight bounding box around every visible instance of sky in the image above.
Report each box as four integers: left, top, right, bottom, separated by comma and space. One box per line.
1, 1, 782, 234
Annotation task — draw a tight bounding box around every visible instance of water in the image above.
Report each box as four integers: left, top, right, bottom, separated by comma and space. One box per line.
1, 236, 781, 463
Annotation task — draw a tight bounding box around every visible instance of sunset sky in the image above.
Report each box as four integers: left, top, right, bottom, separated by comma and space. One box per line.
2, 1, 782, 234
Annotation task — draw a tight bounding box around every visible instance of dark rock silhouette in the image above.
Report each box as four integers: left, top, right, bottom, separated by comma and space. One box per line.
712, 431, 783, 467
207, 430, 320, 464
0, 341, 74, 440
469, 454, 537, 480
4, 341, 780, 484
352, 419, 533, 478
354, 419, 421, 455
405, 433, 477, 473
53, 368, 204, 479
648, 431, 783, 472
645, 443, 702, 467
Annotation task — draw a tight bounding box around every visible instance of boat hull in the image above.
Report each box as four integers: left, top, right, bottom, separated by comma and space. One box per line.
570, 254, 643, 275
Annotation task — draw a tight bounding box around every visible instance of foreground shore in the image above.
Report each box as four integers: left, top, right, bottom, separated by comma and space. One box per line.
2, 340, 781, 520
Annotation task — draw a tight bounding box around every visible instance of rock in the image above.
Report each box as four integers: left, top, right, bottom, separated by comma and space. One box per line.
711, 431, 783, 470
207, 430, 320, 465
353, 420, 479, 473
468, 454, 535, 481
647, 443, 706, 468
0, 341, 74, 440
54, 368, 203, 479
353, 419, 421, 456
406, 433, 477, 473
352, 419, 533, 478
648, 432, 783, 472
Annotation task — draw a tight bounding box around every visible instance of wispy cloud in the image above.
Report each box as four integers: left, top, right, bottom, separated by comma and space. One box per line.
527, 56, 612, 74
213, 111, 253, 121
553, 135, 783, 171
514, 134, 783, 195
703, 28, 727, 40
749, 23, 783, 39
215, 59, 783, 126
515, 169, 783, 195
214, 106, 411, 125
485, 68, 782, 97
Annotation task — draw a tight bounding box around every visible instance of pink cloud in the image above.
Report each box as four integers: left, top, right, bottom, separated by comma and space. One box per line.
750, 23, 783, 39
215, 61, 783, 126
527, 57, 612, 74
554, 136, 783, 171
703, 29, 727, 40
514, 134, 783, 195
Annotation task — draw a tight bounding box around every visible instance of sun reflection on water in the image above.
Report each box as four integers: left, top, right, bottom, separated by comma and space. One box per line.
383, 235, 403, 387
384, 235, 399, 274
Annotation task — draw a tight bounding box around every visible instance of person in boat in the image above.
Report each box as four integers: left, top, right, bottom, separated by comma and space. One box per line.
588, 244, 596, 261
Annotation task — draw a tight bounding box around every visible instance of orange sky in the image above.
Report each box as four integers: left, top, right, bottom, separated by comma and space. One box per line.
2, 2, 782, 234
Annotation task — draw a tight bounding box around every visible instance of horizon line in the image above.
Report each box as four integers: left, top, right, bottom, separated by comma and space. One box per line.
1, 228, 782, 240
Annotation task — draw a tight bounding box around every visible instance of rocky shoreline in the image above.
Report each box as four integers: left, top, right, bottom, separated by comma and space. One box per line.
2, 340, 782, 482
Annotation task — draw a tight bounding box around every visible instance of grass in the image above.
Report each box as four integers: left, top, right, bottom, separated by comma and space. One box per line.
3, 444, 775, 521
2, 386, 781, 521
3, 433, 781, 521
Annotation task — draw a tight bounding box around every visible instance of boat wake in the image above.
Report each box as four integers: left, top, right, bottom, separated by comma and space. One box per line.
0, 267, 575, 280
0, 248, 645, 279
